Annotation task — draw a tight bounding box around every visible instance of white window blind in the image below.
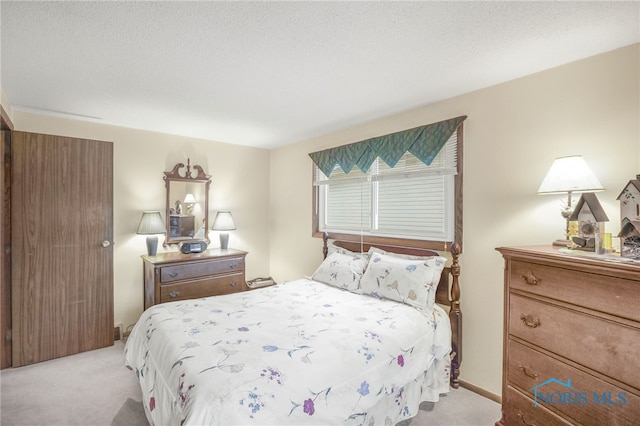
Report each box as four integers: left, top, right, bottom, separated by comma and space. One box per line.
314, 131, 457, 241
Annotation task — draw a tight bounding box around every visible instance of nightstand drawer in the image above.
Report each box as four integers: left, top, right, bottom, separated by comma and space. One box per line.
509, 294, 640, 389
160, 274, 244, 301
504, 386, 572, 426
510, 260, 639, 322
508, 340, 640, 426
160, 257, 244, 283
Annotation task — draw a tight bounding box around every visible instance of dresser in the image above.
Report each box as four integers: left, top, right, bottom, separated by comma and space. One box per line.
142, 248, 247, 309
496, 246, 640, 426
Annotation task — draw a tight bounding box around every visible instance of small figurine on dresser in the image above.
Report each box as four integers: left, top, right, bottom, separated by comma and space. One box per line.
568, 193, 609, 251
617, 174, 640, 260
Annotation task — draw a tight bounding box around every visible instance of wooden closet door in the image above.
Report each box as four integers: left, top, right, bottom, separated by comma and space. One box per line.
11, 131, 114, 366
1, 130, 11, 369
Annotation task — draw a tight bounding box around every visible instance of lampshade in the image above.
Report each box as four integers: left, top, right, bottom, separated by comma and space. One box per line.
537, 155, 604, 195
212, 211, 236, 231
183, 193, 196, 204
136, 211, 166, 235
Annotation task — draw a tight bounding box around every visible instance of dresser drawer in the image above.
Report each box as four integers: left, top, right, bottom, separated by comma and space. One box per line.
160, 257, 244, 283
509, 294, 640, 389
510, 260, 640, 322
508, 340, 640, 426
504, 385, 572, 426
160, 274, 244, 302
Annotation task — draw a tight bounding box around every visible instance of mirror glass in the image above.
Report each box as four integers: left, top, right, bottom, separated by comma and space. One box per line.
163, 159, 211, 247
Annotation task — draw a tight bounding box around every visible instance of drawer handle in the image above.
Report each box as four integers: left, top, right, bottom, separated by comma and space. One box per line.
229, 263, 238, 269
521, 271, 541, 286
169, 291, 180, 298
169, 271, 178, 278
520, 314, 541, 328
518, 364, 539, 379
517, 411, 537, 426
229, 281, 237, 287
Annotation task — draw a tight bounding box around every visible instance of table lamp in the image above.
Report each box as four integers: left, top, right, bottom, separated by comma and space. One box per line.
537, 155, 604, 246
183, 193, 196, 215
212, 211, 236, 250
137, 211, 166, 256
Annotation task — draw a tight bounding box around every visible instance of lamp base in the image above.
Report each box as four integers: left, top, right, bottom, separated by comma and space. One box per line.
146, 235, 159, 256
552, 239, 570, 248
219, 233, 229, 250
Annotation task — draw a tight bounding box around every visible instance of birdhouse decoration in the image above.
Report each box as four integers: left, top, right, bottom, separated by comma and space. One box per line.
616, 174, 640, 260
569, 192, 609, 251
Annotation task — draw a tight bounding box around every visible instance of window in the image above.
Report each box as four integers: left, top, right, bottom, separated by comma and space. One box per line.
311, 119, 464, 251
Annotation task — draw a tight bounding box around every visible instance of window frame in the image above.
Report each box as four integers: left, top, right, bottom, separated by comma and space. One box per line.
312, 124, 463, 252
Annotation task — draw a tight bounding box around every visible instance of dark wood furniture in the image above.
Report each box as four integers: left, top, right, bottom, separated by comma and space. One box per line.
323, 233, 462, 389
143, 248, 247, 309
496, 246, 640, 426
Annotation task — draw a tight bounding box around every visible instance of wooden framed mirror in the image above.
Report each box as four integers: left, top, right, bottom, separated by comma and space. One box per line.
163, 159, 211, 247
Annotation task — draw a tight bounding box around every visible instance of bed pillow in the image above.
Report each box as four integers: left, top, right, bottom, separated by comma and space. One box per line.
367, 246, 437, 261
366, 247, 448, 308
312, 252, 367, 292
360, 252, 447, 309
328, 242, 369, 261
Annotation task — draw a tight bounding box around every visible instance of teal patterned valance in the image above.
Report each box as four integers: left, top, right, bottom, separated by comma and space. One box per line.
309, 116, 467, 177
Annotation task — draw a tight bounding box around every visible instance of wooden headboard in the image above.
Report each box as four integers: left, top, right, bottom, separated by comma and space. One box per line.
322, 233, 462, 389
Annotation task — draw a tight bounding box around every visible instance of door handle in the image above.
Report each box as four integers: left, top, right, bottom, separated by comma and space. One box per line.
101, 241, 111, 248
521, 271, 541, 286
520, 314, 541, 328
517, 412, 537, 426
518, 364, 539, 379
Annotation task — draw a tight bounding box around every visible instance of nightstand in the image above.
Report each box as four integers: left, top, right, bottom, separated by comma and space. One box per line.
142, 248, 247, 309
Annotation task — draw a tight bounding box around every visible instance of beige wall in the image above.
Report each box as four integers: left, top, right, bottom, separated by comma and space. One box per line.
1, 89, 14, 122
269, 43, 640, 397
8, 112, 272, 330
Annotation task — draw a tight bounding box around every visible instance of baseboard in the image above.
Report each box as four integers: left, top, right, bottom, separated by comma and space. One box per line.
459, 380, 501, 404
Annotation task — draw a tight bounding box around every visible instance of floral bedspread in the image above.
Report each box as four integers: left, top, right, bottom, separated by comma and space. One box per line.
124, 279, 451, 425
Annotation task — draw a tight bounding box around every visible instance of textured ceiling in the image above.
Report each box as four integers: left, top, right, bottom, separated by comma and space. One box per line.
1, 1, 639, 149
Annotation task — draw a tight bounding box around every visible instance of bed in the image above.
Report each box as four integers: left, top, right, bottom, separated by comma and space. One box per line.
124, 235, 462, 425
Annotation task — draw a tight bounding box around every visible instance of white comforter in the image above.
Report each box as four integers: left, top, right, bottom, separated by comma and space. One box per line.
124, 279, 451, 425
